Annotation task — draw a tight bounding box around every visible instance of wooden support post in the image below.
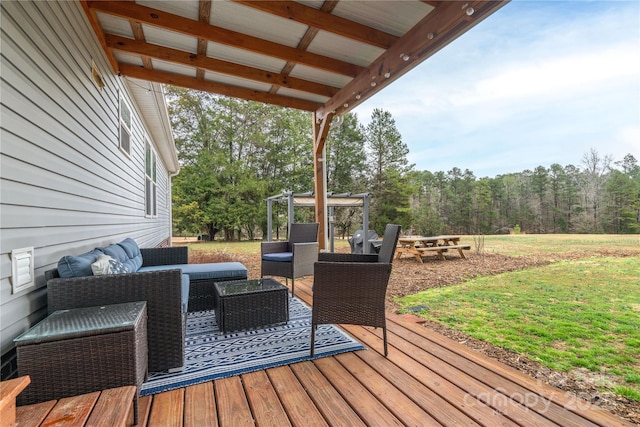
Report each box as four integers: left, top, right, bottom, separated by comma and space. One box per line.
312, 111, 333, 251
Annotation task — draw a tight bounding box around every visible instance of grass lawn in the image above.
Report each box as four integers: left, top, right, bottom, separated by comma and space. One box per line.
478, 233, 640, 256
396, 256, 640, 401
178, 233, 640, 256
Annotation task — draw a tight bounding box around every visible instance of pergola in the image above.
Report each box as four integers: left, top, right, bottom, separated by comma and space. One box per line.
266, 191, 371, 251
83, 0, 509, 248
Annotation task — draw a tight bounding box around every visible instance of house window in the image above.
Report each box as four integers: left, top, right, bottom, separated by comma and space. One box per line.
145, 140, 157, 217
119, 94, 131, 155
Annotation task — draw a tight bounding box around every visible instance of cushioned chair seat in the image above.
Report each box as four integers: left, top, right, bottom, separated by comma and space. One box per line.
261, 252, 293, 262
138, 261, 247, 281
181, 274, 190, 313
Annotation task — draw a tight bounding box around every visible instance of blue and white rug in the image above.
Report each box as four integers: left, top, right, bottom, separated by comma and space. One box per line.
141, 297, 364, 396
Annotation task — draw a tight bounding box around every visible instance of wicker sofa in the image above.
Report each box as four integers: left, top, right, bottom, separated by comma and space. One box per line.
45, 240, 247, 373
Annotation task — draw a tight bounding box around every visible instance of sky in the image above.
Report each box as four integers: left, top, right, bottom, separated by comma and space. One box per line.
353, 0, 640, 178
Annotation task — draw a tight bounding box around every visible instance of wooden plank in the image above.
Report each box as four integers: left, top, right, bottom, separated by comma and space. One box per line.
290, 361, 365, 426
243, 370, 291, 426
312, 357, 405, 426
343, 324, 519, 427
147, 388, 184, 427
85, 386, 136, 427
136, 395, 153, 427
266, 366, 328, 427
417, 244, 471, 251
15, 401, 56, 427
40, 391, 100, 426
214, 376, 254, 427
185, 382, 218, 427
334, 351, 443, 426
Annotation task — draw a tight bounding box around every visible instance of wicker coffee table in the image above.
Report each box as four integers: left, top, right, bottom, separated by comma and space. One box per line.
214, 278, 289, 333
14, 301, 147, 424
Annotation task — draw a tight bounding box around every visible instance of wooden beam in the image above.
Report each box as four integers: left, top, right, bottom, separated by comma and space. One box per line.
130, 22, 153, 69
235, 1, 398, 49
315, 0, 508, 119
269, 0, 339, 96
106, 35, 338, 98
87, 0, 363, 78
118, 63, 322, 111
312, 112, 334, 251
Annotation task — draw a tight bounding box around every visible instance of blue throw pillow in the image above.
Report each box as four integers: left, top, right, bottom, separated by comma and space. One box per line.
118, 238, 143, 271
57, 248, 104, 278
101, 243, 128, 264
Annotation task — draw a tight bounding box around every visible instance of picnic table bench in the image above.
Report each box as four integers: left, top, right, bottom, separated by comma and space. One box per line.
396, 235, 470, 263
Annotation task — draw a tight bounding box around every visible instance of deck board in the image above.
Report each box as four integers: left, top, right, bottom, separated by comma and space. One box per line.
184, 382, 217, 427
215, 376, 254, 426
290, 360, 366, 426
266, 366, 329, 427
243, 370, 292, 426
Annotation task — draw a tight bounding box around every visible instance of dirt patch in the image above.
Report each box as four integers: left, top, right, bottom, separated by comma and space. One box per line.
189, 247, 640, 424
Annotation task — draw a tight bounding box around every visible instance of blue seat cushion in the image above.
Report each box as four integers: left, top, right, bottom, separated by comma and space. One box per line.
262, 252, 293, 262
181, 273, 190, 313
138, 262, 248, 281
180, 262, 248, 281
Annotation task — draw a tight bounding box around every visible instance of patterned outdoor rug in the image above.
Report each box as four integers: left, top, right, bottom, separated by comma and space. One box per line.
140, 297, 364, 396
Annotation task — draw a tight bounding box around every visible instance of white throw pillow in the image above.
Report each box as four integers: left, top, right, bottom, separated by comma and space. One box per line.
91, 254, 131, 275
91, 254, 113, 275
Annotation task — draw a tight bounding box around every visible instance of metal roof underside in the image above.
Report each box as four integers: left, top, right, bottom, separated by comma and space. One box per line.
83, 0, 508, 120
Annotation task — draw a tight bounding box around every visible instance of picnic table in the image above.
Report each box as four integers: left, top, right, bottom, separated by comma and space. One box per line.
395, 235, 470, 263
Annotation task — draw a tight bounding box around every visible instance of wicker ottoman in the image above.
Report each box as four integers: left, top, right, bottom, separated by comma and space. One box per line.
14, 301, 147, 423
214, 278, 289, 333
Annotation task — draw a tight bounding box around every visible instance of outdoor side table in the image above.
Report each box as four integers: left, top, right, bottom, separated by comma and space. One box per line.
14, 301, 147, 424
214, 278, 289, 333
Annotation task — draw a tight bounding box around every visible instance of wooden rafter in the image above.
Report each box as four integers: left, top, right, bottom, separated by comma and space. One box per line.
235, 0, 399, 49
119, 64, 322, 112
106, 35, 339, 98
86, 0, 363, 78
268, 0, 339, 96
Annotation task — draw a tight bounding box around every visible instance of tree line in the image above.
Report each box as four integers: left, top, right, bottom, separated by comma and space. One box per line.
167, 88, 640, 239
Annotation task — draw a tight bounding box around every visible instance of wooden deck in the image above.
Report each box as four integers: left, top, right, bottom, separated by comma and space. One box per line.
131, 277, 631, 427
17, 276, 632, 426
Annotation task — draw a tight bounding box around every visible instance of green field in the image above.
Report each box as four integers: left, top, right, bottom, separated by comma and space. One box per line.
477, 233, 640, 256
179, 233, 640, 256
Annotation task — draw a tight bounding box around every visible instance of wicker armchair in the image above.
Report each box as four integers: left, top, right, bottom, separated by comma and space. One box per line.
46, 247, 188, 373
310, 224, 402, 356
261, 222, 319, 298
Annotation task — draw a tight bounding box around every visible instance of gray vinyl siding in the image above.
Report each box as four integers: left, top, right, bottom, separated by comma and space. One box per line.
0, 1, 174, 360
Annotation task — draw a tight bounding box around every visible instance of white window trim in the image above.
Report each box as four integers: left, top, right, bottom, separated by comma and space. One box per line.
145, 139, 158, 218
119, 90, 132, 157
